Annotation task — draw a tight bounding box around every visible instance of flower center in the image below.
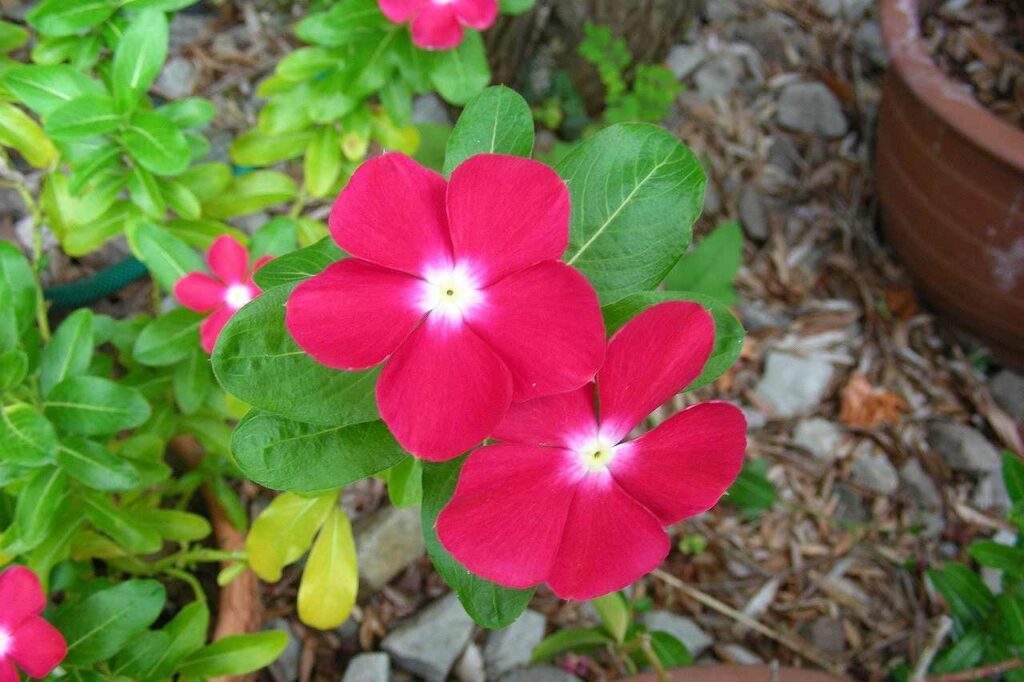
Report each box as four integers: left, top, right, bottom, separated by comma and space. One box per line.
0, 627, 10, 658
577, 435, 618, 473
421, 264, 482, 322
224, 284, 253, 310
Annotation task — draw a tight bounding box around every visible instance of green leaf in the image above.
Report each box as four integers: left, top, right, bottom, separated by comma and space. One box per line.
0, 403, 58, 466
250, 216, 299, 259
385, 455, 422, 508
927, 563, 997, 631
147, 601, 209, 678
499, 0, 536, 13
531, 628, 614, 662
177, 161, 231, 204
135, 508, 212, 543
2, 65, 104, 117
0, 243, 37, 337
444, 85, 534, 176
996, 594, 1024, 645
124, 111, 191, 176
113, 631, 171, 679
430, 31, 490, 105
0, 101, 59, 169
27, 0, 117, 38
0, 20, 28, 53
931, 629, 986, 675
602, 291, 745, 391
121, 0, 201, 9
663, 221, 743, 304
14, 466, 66, 550
232, 411, 405, 493
592, 592, 630, 642
160, 178, 202, 220
304, 125, 342, 198
381, 77, 412, 128
64, 201, 139, 257
298, 506, 358, 629
0, 348, 28, 390
649, 631, 693, 669
40, 308, 93, 396
274, 46, 337, 80
177, 631, 289, 678
203, 170, 298, 219
45, 376, 151, 436
212, 284, 379, 426
230, 129, 312, 167
133, 221, 203, 291
157, 97, 215, 130
164, 218, 246, 250
1003, 451, 1024, 506
111, 9, 168, 110
173, 348, 211, 415
133, 308, 203, 367
968, 541, 1024, 576
45, 94, 122, 140
57, 436, 140, 491
246, 490, 337, 582
82, 490, 163, 553
558, 124, 706, 303
726, 459, 775, 517
252, 237, 343, 289
295, 0, 389, 47
422, 458, 533, 628
56, 580, 166, 666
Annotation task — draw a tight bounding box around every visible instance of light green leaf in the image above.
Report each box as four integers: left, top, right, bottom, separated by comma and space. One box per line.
0, 101, 59, 168
124, 111, 191, 176
0, 404, 58, 466
430, 31, 490, 106
202, 170, 298, 219
82, 490, 163, 553
444, 85, 533, 176
135, 507, 212, 542
2, 65, 104, 117
252, 237, 343, 289
26, 0, 117, 38
592, 592, 630, 643
663, 220, 743, 304
133, 308, 203, 367
128, 165, 167, 220
230, 129, 311, 167
968, 541, 1024, 576
250, 216, 298, 259
132, 221, 203, 291
14, 466, 67, 551
531, 628, 614, 662
0, 242, 38, 337
246, 490, 337, 582
147, 601, 209, 678
298, 506, 358, 629
55, 579, 166, 666
304, 125, 341, 198
177, 632, 288, 678
45, 94, 122, 140
177, 162, 231, 204
0, 20, 28, 53
160, 178, 202, 220
0, 348, 28, 390
157, 97, 215, 129
173, 348, 211, 415
111, 9, 168, 110
40, 308, 93, 396
499, 0, 536, 14
44, 376, 151, 435
57, 436, 140, 491
385, 455, 422, 508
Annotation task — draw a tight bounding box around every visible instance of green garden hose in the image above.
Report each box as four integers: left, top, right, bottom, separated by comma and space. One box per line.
43, 257, 149, 308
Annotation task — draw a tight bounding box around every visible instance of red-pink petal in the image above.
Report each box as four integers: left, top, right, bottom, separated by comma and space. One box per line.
493, 384, 598, 448
378, 0, 422, 22
173, 273, 225, 312
545, 474, 669, 600
331, 154, 451, 277
411, 3, 464, 50
446, 155, 570, 285
286, 259, 425, 370
8, 617, 66, 678
453, 0, 498, 28
437, 444, 583, 588
200, 306, 233, 354
0, 659, 16, 682
467, 262, 604, 401
207, 235, 249, 285
598, 301, 714, 442
377, 317, 511, 461
0, 567, 44, 631
610, 402, 746, 525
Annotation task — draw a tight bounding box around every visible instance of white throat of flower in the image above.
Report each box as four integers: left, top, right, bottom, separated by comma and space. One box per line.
576, 434, 619, 473
421, 264, 482, 322
224, 284, 253, 310
0, 627, 11, 658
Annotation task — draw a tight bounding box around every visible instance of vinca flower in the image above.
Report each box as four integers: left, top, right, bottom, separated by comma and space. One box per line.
174, 235, 270, 354
286, 153, 605, 461
0, 566, 66, 681
378, 0, 498, 50
436, 302, 747, 600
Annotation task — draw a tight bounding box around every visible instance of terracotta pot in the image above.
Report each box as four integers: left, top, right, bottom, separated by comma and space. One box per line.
628, 665, 844, 681
876, 0, 1024, 365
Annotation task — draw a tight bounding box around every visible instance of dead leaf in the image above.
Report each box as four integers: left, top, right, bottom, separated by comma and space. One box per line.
839, 373, 907, 428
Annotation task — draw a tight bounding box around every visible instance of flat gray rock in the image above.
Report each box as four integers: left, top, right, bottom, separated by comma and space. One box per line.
755, 352, 835, 417
341, 653, 391, 682
778, 82, 848, 138
850, 441, 898, 495
382, 593, 475, 682
899, 458, 942, 508
641, 611, 713, 658
484, 609, 547, 680
355, 506, 425, 590
926, 422, 1002, 473
794, 418, 844, 460
990, 370, 1024, 423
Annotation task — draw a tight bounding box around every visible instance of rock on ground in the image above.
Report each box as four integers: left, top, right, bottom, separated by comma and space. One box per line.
412, 94, 451, 125
455, 643, 485, 682
899, 458, 942, 508
341, 653, 391, 682
382, 592, 475, 682
641, 611, 713, 658
355, 506, 425, 590
266, 619, 300, 682
794, 417, 844, 460
777, 82, 848, 138
156, 56, 198, 99
739, 186, 769, 240
850, 441, 899, 495
484, 609, 547, 680
990, 370, 1024, 423
667, 44, 706, 80
755, 352, 835, 418
926, 422, 1002, 473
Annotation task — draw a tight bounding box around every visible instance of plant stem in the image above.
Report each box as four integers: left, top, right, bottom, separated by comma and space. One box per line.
925, 658, 1024, 682
638, 634, 669, 682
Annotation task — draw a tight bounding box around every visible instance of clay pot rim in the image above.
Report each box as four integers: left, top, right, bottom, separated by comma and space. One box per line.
879, 0, 1024, 171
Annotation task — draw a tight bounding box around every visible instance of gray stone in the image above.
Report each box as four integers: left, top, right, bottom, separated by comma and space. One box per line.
834, 483, 867, 523
484, 609, 547, 679
990, 370, 1024, 423
501, 667, 580, 682
850, 441, 898, 495
817, 0, 871, 17
736, 14, 805, 65
737, 300, 791, 332
768, 135, 802, 176
667, 44, 706, 80
706, 0, 740, 22
777, 82, 848, 138
855, 21, 889, 68
739, 186, 769, 240
755, 352, 835, 418
926, 422, 1002, 473
382, 593, 475, 682
694, 55, 743, 100
355, 506, 426, 590
809, 617, 845, 653
266, 619, 300, 682
642, 611, 713, 658
342, 653, 391, 682
794, 418, 844, 460
412, 95, 451, 126
169, 13, 215, 50
973, 472, 1012, 512
900, 458, 942, 508
455, 643, 485, 682
156, 56, 198, 99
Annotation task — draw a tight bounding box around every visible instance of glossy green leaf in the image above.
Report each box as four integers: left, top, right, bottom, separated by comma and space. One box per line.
177, 162, 232, 204
385, 455, 422, 508
252, 237, 343, 289
592, 592, 630, 643
161, 178, 202, 220
996, 594, 1024, 645
40, 308, 93, 396
113, 631, 171, 680
230, 129, 311, 166
1004, 451, 1024, 506
45, 94, 122, 139
82, 490, 163, 553
295, 0, 389, 47
968, 541, 1024, 576
13, 467, 67, 551
135, 507, 212, 543
64, 201, 139, 257
173, 348, 211, 415
232, 411, 405, 493
55, 580, 166, 666
45, 376, 151, 436
298, 506, 358, 629
499, 0, 536, 13
0, 403, 57, 466
663, 220, 743, 305
430, 31, 490, 105
0, 348, 28, 390
177, 631, 288, 678
164, 218, 246, 250
0, 20, 28, 53
422, 458, 534, 628
57, 436, 140, 491
202, 170, 298, 219
531, 628, 613, 662
250, 216, 298, 259
157, 97, 215, 129
27, 0, 117, 38
0, 242, 37, 337
726, 459, 776, 518
246, 490, 337, 582
444, 85, 534, 176
304, 125, 341, 198
0, 101, 58, 168
111, 10, 168, 110
147, 601, 209, 678
927, 563, 997, 631
650, 631, 693, 669
558, 124, 706, 303
133, 221, 203, 291
133, 308, 203, 367
602, 291, 745, 391
124, 111, 190, 176
212, 284, 379, 426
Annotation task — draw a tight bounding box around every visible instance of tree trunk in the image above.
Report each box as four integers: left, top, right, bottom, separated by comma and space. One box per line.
486, 0, 704, 110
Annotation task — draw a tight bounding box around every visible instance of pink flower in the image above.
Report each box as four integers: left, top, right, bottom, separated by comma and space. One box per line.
0, 566, 67, 681
378, 0, 498, 50
436, 302, 747, 600
173, 235, 271, 354
286, 153, 605, 461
